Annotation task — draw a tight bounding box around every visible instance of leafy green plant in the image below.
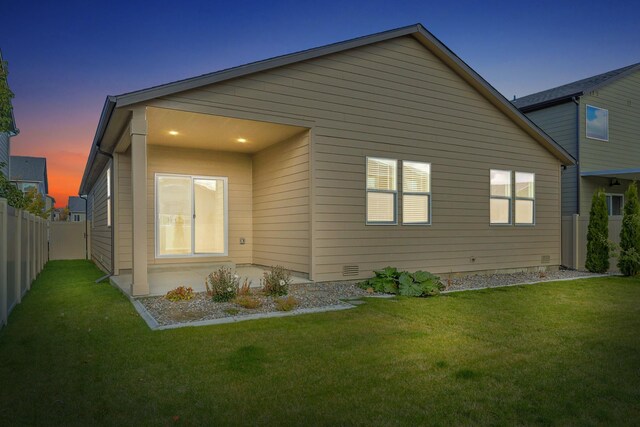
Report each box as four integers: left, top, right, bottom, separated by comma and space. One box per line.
0, 59, 15, 133
261, 266, 291, 296
359, 267, 444, 297
205, 267, 239, 302
618, 182, 640, 276
234, 295, 263, 309
585, 188, 610, 273
275, 296, 298, 311
164, 286, 194, 302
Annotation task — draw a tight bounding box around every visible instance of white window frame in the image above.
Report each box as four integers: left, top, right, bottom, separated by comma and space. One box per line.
490, 169, 512, 225
586, 105, 609, 142
514, 172, 535, 226
402, 161, 431, 225
155, 173, 229, 258
606, 193, 624, 217
366, 157, 398, 225
106, 167, 112, 227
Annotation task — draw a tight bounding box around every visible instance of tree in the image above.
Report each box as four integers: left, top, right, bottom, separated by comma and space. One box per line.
585, 188, 609, 273
618, 182, 640, 276
0, 58, 15, 133
0, 161, 25, 208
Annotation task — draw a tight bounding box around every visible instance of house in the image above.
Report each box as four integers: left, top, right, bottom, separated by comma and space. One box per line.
79, 24, 574, 296
0, 49, 18, 177
67, 196, 86, 222
513, 62, 640, 268
9, 155, 54, 215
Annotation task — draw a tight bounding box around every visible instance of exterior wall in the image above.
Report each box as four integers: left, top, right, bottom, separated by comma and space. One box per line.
69, 212, 86, 222
580, 176, 632, 216
146, 145, 253, 265
116, 146, 132, 271
578, 70, 640, 215
147, 35, 563, 281
88, 161, 112, 272
0, 133, 9, 176
252, 131, 310, 274
526, 102, 578, 215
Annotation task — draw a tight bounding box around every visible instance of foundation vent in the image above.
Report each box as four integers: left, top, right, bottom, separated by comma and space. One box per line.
342, 265, 359, 277
541, 255, 551, 264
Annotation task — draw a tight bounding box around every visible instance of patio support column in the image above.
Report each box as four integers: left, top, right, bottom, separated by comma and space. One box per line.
131, 108, 148, 296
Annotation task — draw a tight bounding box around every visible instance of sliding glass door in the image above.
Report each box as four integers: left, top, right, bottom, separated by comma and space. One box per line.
156, 174, 227, 257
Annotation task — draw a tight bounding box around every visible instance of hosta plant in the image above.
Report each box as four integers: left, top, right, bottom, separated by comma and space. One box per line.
359, 267, 444, 297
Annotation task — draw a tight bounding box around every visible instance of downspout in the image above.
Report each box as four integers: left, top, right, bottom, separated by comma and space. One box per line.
572, 96, 580, 215
79, 194, 88, 260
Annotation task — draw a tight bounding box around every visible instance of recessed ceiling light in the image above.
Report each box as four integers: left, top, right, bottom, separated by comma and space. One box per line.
236, 138, 247, 143
169, 130, 179, 135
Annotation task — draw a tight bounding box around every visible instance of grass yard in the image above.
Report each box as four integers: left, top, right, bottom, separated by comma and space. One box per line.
1, 260, 639, 426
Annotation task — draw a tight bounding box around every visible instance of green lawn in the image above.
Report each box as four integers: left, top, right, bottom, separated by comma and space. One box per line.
1, 260, 639, 426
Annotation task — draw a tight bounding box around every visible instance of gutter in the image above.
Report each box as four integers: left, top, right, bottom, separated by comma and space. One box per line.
517, 92, 583, 114
573, 96, 581, 215
79, 194, 89, 260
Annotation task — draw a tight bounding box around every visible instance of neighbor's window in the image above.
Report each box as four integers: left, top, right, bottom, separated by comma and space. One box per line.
490, 170, 512, 224
74, 214, 80, 222
106, 167, 112, 227
606, 194, 623, 216
515, 172, 535, 225
402, 161, 431, 224
366, 157, 397, 224
586, 105, 609, 141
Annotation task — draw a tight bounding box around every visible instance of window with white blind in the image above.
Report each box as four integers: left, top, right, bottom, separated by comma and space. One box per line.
515, 172, 535, 225
402, 161, 431, 224
366, 157, 397, 224
490, 169, 512, 224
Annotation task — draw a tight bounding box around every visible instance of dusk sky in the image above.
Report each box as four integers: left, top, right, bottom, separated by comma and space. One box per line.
2, 0, 639, 207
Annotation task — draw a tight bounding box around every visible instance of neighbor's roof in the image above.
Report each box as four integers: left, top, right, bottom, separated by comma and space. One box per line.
10, 155, 48, 193
67, 196, 85, 212
513, 62, 640, 112
80, 23, 575, 194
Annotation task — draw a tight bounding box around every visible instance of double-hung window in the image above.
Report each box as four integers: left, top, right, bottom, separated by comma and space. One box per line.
606, 194, 623, 216
366, 157, 397, 224
490, 170, 512, 224
515, 172, 535, 225
402, 161, 431, 224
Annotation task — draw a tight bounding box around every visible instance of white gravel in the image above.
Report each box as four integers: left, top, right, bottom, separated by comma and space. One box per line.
443, 269, 603, 292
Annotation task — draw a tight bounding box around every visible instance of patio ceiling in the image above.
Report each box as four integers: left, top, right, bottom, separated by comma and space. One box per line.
147, 107, 308, 153
582, 168, 640, 181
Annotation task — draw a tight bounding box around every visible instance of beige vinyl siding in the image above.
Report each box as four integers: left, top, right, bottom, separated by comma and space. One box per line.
579, 70, 640, 214
146, 145, 253, 265
145, 35, 562, 281
116, 146, 132, 270
0, 133, 9, 176
252, 131, 309, 274
526, 102, 578, 215
89, 161, 112, 272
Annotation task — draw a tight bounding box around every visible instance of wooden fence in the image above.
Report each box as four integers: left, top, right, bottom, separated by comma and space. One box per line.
0, 198, 49, 328
561, 214, 622, 271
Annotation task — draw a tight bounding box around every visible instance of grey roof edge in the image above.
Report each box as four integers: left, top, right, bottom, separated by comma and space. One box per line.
79, 23, 575, 194
514, 62, 640, 112
581, 168, 640, 177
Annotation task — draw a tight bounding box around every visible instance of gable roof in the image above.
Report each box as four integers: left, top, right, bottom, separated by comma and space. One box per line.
513, 62, 640, 112
10, 155, 48, 193
80, 23, 575, 194
67, 196, 85, 212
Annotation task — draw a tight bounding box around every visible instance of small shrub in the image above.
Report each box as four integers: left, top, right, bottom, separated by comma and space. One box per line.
224, 308, 240, 316
164, 286, 194, 302
234, 295, 263, 309
262, 266, 291, 296
585, 188, 610, 273
275, 296, 298, 311
358, 267, 444, 297
619, 182, 640, 276
237, 279, 252, 296
205, 267, 239, 302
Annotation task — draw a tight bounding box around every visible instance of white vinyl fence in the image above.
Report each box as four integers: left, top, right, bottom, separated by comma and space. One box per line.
561, 214, 622, 271
0, 198, 49, 328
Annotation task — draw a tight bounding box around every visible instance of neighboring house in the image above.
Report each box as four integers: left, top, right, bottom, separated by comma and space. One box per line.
79, 23, 573, 296
10, 155, 54, 215
0, 49, 18, 177
67, 196, 86, 222
513, 63, 640, 268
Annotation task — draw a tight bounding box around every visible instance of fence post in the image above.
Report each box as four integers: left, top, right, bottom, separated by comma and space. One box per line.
15, 209, 22, 304
573, 214, 580, 270
0, 199, 8, 327
31, 214, 36, 282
